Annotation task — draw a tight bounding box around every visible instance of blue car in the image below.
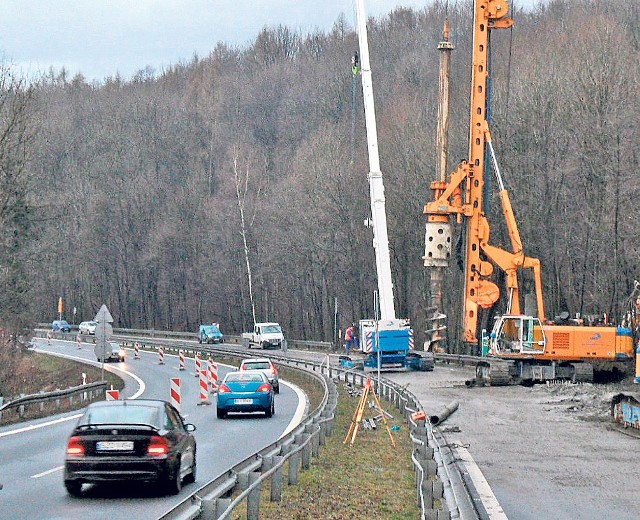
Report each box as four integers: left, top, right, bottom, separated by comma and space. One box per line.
198, 324, 224, 344
52, 319, 71, 333
216, 371, 275, 419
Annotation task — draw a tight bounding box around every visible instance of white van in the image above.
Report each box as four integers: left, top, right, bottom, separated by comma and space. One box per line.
242, 322, 284, 349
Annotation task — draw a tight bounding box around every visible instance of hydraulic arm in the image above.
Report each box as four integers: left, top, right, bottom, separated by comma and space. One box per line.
355, 0, 396, 320
424, 0, 543, 348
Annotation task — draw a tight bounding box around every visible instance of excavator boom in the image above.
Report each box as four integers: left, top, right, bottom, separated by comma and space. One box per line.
424, 0, 635, 385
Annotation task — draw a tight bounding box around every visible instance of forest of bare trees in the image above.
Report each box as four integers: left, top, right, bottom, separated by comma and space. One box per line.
1, 0, 639, 350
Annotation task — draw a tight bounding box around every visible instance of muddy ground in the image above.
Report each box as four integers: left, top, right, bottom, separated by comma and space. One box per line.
388, 365, 638, 520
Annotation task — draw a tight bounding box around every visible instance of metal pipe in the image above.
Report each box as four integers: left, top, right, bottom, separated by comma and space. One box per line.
429, 401, 460, 426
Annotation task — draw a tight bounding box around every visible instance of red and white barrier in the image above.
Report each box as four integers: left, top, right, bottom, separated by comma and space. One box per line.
194, 352, 201, 377
208, 360, 218, 393
82, 372, 88, 400
170, 378, 181, 413
409, 328, 415, 350
134, 342, 140, 359
47, 330, 52, 345
197, 369, 211, 405
364, 331, 373, 353
77, 334, 82, 349
179, 350, 186, 371
158, 347, 165, 365
106, 388, 120, 401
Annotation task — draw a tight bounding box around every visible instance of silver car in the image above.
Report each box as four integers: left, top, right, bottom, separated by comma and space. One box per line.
239, 358, 280, 394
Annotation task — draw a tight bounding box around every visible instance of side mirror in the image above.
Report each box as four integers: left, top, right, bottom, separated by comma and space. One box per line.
184, 423, 196, 432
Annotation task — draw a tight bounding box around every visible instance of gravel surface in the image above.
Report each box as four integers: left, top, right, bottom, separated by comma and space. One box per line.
388, 364, 639, 520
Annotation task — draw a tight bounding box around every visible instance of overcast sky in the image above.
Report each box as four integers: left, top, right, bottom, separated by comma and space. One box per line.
0, 1, 537, 83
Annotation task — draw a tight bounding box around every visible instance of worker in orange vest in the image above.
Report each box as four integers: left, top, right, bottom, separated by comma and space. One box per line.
345, 324, 357, 354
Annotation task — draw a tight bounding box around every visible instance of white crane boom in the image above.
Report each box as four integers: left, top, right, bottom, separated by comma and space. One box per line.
355, 0, 396, 321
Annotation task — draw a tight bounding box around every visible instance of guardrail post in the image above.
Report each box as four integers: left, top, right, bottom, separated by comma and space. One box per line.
425, 509, 451, 520
302, 435, 312, 469
213, 497, 232, 518
262, 455, 273, 472
288, 450, 300, 485
422, 479, 435, 509
433, 480, 444, 499
271, 455, 284, 502
305, 425, 319, 457
247, 471, 261, 520
319, 419, 327, 446
200, 498, 215, 519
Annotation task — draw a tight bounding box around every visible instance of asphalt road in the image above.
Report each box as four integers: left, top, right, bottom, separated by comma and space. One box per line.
387, 365, 639, 520
0, 339, 304, 520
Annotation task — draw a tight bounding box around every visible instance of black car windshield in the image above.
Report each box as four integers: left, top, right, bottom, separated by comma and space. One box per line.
82, 405, 160, 427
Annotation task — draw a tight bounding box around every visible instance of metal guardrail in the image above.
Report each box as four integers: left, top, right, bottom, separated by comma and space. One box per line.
157, 358, 335, 520
36, 325, 334, 351
118, 338, 464, 520
31, 330, 472, 519
0, 382, 107, 423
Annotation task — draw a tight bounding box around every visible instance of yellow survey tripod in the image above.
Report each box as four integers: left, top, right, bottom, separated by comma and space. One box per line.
344, 376, 396, 447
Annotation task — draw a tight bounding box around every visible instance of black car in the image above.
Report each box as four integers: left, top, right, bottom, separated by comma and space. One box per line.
64, 399, 196, 496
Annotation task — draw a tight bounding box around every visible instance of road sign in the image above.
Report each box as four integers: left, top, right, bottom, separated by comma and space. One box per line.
94, 304, 114, 344
95, 322, 113, 342
106, 389, 120, 400
94, 304, 114, 324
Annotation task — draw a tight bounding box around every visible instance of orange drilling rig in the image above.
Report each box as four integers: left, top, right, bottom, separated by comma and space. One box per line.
423, 0, 635, 385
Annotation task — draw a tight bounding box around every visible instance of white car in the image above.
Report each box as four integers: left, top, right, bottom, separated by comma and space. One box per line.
78, 321, 97, 335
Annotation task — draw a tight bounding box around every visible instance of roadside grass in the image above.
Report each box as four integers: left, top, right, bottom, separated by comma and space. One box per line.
237, 380, 419, 519
0, 350, 123, 425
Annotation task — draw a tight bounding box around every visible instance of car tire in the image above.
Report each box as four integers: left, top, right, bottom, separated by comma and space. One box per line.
184, 457, 196, 484
64, 480, 82, 497
265, 401, 274, 418
274, 384, 280, 394
166, 459, 182, 495
216, 408, 226, 419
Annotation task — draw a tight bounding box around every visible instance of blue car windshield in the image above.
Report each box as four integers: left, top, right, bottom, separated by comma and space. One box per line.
203, 326, 220, 334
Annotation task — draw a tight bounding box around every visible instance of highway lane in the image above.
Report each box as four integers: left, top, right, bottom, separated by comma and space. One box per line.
0, 339, 304, 520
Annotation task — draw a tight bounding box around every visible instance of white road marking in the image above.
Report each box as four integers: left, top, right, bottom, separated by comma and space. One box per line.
0, 343, 146, 439
279, 381, 307, 438
0, 413, 83, 438
455, 445, 509, 519
31, 466, 63, 479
